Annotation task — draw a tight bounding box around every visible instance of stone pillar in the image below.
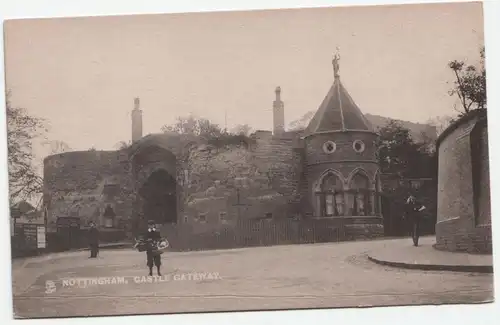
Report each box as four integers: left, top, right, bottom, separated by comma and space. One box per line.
370, 191, 376, 215
273, 87, 285, 136
339, 192, 347, 216
131, 97, 143, 143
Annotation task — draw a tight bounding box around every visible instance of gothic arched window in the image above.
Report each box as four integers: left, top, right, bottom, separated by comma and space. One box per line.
318, 173, 344, 217
349, 172, 370, 216
374, 173, 382, 215
103, 205, 116, 228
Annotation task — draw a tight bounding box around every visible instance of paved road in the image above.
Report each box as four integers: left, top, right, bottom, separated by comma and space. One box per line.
12, 238, 494, 318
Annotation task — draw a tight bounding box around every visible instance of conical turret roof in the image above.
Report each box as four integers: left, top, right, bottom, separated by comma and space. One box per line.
304, 55, 374, 135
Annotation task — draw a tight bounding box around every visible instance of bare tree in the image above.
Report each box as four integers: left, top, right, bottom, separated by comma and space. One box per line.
448, 47, 487, 115
6, 92, 46, 204
114, 140, 132, 150
426, 115, 455, 136
43, 140, 72, 155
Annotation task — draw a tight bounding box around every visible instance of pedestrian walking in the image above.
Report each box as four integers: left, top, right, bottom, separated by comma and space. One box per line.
404, 194, 426, 247
88, 221, 99, 258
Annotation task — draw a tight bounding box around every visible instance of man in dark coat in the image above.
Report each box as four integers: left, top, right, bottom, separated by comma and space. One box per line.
404, 194, 426, 247
145, 220, 162, 276
88, 221, 99, 258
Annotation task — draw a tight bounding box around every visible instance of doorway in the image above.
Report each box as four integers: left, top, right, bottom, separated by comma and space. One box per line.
139, 169, 177, 224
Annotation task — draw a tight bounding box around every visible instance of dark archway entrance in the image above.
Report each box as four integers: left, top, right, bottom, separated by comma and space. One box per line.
103, 205, 116, 228
139, 169, 177, 224
56, 217, 82, 251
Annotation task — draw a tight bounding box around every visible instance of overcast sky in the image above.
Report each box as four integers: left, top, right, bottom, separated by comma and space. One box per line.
4, 2, 484, 153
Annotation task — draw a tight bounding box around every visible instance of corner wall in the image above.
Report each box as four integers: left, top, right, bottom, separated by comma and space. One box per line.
435, 110, 491, 253
43, 150, 134, 233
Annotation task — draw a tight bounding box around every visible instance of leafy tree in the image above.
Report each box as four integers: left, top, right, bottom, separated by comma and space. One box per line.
161, 114, 223, 139
448, 47, 487, 115
197, 118, 224, 138
416, 130, 437, 154
162, 115, 197, 135
376, 120, 434, 179
376, 120, 438, 236
161, 115, 255, 149
6, 93, 46, 204
376, 120, 415, 177
231, 124, 253, 136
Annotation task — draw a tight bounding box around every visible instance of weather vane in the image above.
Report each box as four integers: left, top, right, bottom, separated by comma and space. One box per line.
332, 47, 341, 78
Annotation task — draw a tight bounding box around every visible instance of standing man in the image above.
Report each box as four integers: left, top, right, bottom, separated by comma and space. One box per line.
88, 221, 99, 258
404, 193, 426, 247
145, 220, 162, 276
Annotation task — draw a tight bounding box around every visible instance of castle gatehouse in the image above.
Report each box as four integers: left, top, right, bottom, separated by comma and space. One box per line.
43, 55, 384, 250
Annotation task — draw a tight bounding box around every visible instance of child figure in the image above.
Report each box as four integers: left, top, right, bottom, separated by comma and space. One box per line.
145, 220, 162, 276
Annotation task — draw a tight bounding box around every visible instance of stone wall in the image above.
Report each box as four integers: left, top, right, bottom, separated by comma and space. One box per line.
435, 109, 491, 253
304, 131, 378, 163
473, 119, 491, 226
42, 129, 385, 243
42, 131, 301, 237
43, 150, 134, 233
182, 133, 300, 230
303, 131, 380, 217
251, 133, 299, 196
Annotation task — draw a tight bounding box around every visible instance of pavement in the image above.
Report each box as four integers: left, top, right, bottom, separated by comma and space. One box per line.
10, 236, 494, 319
367, 237, 494, 273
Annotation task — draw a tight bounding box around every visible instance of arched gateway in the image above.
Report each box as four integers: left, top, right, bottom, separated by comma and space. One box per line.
139, 169, 177, 224
42, 56, 389, 252
130, 140, 180, 233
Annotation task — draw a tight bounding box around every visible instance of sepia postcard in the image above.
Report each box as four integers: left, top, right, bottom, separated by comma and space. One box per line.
3, 1, 493, 319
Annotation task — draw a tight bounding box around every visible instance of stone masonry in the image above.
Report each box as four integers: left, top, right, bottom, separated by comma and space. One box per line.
435, 109, 491, 253
42, 57, 385, 244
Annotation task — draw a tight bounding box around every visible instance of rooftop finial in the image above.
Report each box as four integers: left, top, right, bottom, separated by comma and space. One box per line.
275, 86, 281, 100
332, 47, 340, 79
134, 97, 140, 110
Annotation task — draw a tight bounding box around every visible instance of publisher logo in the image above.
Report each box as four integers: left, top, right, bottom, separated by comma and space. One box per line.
45, 280, 56, 294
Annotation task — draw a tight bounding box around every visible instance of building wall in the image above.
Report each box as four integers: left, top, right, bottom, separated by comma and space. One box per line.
474, 119, 491, 226
43, 150, 134, 233
435, 110, 491, 253
42, 129, 384, 242
43, 133, 297, 238
304, 131, 378, 163
251, 133, 299, 196
182, 133, 300, 231
303, 131, 380, 217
